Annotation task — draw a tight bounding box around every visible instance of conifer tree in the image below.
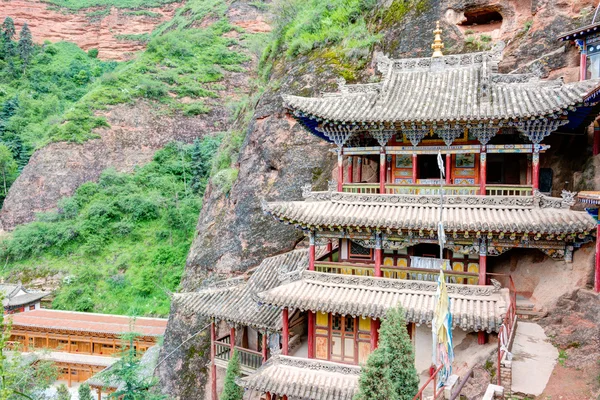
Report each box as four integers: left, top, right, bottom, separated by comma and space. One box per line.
1, 18, 16, 57
354, 349, 393, 400
18, 23, 33, 71
221, 350, 243, 400
354, 305, 419, 400
55, 384, 71, 400
77, 383, 93, 400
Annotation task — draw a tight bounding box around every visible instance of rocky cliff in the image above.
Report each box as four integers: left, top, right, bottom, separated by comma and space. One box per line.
0, 0, 180, 60
158, 0, 600, 398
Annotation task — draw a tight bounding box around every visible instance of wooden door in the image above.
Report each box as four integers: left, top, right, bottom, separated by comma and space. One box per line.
330, 315, 356, 363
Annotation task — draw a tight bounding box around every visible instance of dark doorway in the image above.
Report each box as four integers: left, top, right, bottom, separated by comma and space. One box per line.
412, 243, 440, 258
418, 155, 440, 180
487, 154, 524, 185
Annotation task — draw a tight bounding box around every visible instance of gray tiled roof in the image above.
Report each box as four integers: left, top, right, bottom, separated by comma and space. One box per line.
0, 284, 49, 308
239, 355, 360, 400
283, 47, 600, 124
256, 270, 509, 332
558, 22, 600, 41
263, 191, 596, 235
174, 250, 308, 330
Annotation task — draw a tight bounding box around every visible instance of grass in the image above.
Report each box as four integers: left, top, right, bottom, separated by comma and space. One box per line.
42, 0, 181, 10
0, 139, 220, 316
558, 349, 568, 366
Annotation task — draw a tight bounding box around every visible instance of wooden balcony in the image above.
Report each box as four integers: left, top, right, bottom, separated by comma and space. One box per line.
314, 261, 479, 283
214, 335, 263, 375
341, 183, 533, 197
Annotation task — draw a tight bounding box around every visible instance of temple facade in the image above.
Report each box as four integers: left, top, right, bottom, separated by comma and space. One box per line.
176, 25, 600, 400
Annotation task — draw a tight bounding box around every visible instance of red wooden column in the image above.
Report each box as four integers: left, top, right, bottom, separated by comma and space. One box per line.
308, 232, 315, 271
262, 332, 268, 363
379, 148, 386, 193
326, 240, 333, 261
210, 321, 217, 400
307, 312, 315, 358
374, 234, 382, 277
596, 223, 600, 293
479, 148, 487, 195
412, 153, 418, 184
337, 148, 344, 192
357, 157, 363, 182
387, 155, 392, 186
445, 154, 451, 185
370, 319, 380, 351
265, 393, 271, 400
594, 122, 600, 156
282, 308, 289, 355
478, 238, 487, 345
347, 156, 353, 184
579, 40, 587, 81
532, 149, 540, 191
230, 326, 235, 354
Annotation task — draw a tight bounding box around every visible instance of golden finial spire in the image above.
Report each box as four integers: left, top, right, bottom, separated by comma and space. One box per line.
431, 20, 444, 58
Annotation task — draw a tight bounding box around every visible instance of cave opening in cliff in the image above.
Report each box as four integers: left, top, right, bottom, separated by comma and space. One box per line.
459, 9, 503, 32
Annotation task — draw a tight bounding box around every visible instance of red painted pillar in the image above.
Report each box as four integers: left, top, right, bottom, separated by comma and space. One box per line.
282, 308, 289, 356
337, 149, 344, 192
374, 234, 382, 277
210, 321, 217, 400
445, 154, 451, 185
532, 150, 540, 191
594, 225, 600, 293
478, 238, 487, 345
307, 312, 315, 358
262, 332, 268, 363
357, 157, 363, 182
265, 393, 271, 400
387, 154, 392, 185
326, 240, 333, 261
370, 319, 380, 351
479, 149, 487, 195
594, 123, 600, 156
379, 149, 386, 194
309, 232, 315, 271
347, 156, 353, 184
412, 154, 418, 184
580, 41, 587, 81
230, 326, 235, 353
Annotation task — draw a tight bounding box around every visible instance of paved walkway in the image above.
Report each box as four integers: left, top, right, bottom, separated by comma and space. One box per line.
511, 321, 558, 396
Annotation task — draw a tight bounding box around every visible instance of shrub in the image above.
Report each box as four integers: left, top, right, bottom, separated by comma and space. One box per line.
87, 48, 99, 58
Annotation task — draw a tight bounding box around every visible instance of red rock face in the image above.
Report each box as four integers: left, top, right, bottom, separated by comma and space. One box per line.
0, 0, 182, 60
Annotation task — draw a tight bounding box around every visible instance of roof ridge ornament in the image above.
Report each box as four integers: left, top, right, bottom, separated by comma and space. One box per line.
432, 21, 444, 58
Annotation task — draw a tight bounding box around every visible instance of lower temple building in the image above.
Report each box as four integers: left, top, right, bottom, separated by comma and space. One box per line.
176, 25, 600, 399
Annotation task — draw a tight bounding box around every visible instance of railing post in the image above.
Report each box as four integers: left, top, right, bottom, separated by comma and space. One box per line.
379, 148, 386, 193
338, 148, 344, 192
479, 147, 486, 195
282, 308, 289, 356
210, 321, 217, 400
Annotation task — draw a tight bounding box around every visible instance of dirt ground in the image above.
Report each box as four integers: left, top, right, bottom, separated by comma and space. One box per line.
537, 363, 600, 400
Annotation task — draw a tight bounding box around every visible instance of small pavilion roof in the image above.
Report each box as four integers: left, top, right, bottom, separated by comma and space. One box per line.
256, 270, 509, 332
283, 46, 600, 130
238, 355, 360, 400
558, 22, 600, 41
263, 190, 596, 235
0, 284, 49, 309
174, 249, 308, 330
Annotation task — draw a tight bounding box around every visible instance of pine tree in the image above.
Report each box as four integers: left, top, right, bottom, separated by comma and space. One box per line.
354, 349, 393, 400
1, 18, 16, 57
77, 383, 93, 400
380, 306, 420, 399
17, 23, 33, 71
354, 305, 419, 400
55, 384, 71, 400
221, 350, 243, 400
0, 143, 17, 200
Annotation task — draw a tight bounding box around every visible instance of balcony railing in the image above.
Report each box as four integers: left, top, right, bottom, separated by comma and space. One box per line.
314, 261, 479, 283
341, 183, 533, 197
214, 335, 263, 374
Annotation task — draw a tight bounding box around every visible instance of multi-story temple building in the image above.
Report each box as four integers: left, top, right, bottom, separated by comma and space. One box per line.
177, 24, 600, 399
